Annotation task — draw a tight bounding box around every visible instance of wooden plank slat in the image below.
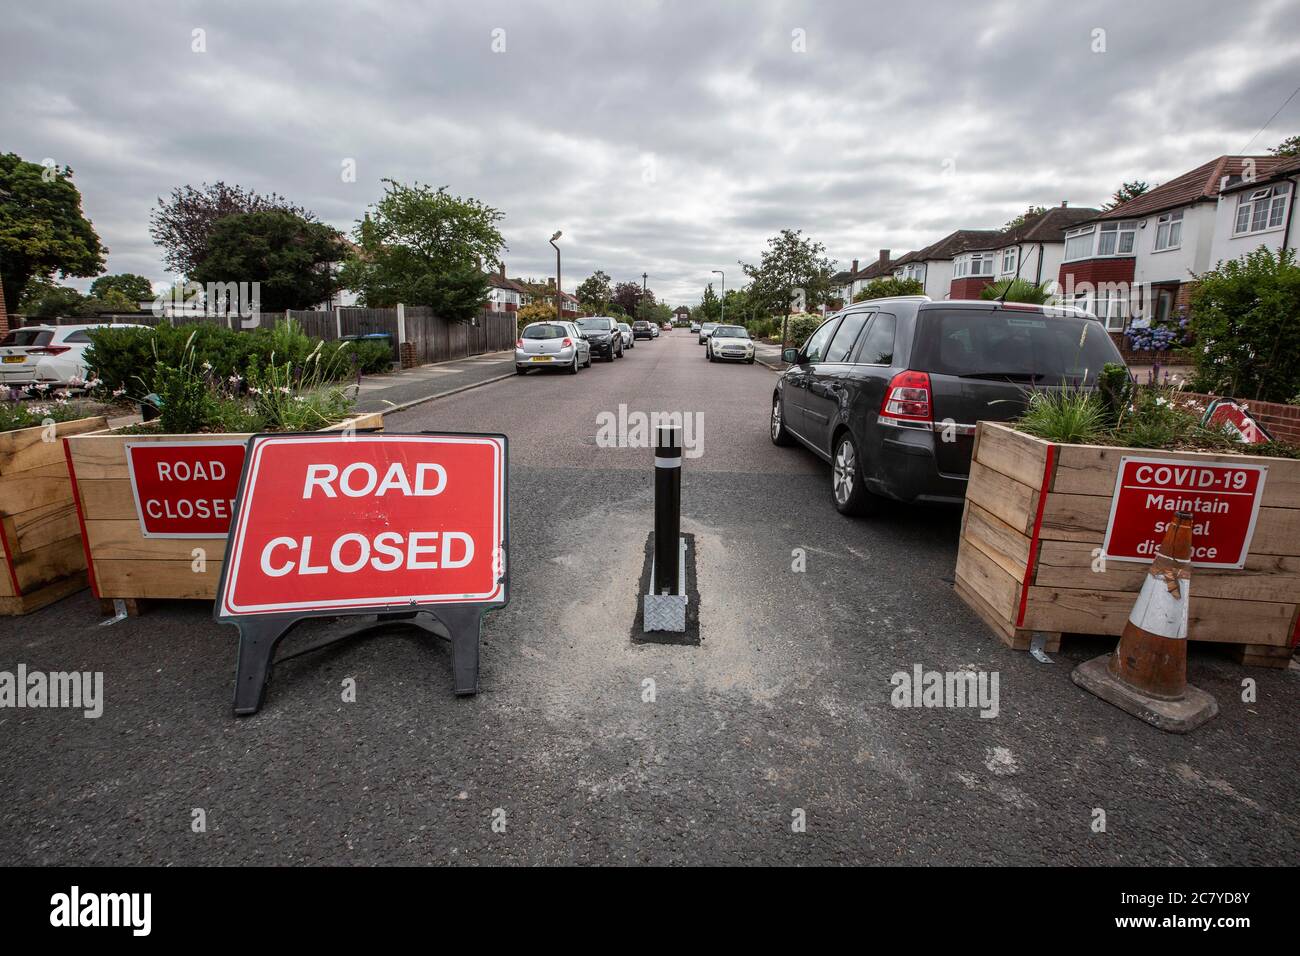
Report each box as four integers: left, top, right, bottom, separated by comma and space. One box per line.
94, 558, 223, 601
0, 462, 73, 514
1024, 587, 1295, 646
964, 460, 1037, 535
963, 501, 1031, 580
12, 535, 85, 592
973, 422, 1052, 489
1034, 540, 1300, 602
7, 500, 80, 553
955, 535, 1022, 621
83, 519, 228, 561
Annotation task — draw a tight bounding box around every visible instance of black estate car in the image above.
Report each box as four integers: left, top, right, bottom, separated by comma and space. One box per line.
770, 297, 1126, 515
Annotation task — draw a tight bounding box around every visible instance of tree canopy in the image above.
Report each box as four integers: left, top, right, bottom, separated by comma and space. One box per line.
149, 181, 314, 276
0, 153, 105, 312
191, 210, 346, 312
576, 270, 612, 314
739, 229, 837, 343
338, 180, 505, 320
89, 272, 154, 304
1102, 180, 1149, 211
852, 276, 924, 302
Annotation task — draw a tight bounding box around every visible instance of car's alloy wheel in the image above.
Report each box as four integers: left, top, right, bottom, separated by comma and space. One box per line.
770, 396, 795, 446
832, 433, 877, 516
569, 355, 579, 375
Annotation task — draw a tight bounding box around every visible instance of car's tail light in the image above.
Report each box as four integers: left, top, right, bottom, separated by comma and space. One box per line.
881, 370, 932, 422
28, 346, 72, 355
562, 337, 573, 347
516, 338, 524, 347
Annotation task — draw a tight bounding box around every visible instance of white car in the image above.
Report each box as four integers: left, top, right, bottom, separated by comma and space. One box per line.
0, 323, 143, 391
705, 324, 755, 363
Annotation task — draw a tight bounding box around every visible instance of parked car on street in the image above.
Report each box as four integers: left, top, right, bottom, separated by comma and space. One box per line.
698, 322, 718, 344
661, 323, 672, 332
515, 320, 591, 375
617, 322, 635, 349
705, 324, 755, 363
690, 321, 701, 333
575, 316, 625, 361
0, 323, 145, 391
632, 319, 655, 340
650, 323, 660, 338
769, 298, 1125, 516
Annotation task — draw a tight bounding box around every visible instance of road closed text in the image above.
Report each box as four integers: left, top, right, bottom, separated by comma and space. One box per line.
220, 434, 506, 615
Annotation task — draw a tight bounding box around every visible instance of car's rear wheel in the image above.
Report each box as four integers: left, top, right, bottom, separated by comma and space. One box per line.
568, 355, 579, 375
770, 395, 795, 447
831, 432, 878, 516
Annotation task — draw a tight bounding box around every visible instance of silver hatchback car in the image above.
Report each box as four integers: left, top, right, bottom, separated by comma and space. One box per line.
515, 320, 591, 375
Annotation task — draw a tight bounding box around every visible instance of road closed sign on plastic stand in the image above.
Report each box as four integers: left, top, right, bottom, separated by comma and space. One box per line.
215, 432, 508, 715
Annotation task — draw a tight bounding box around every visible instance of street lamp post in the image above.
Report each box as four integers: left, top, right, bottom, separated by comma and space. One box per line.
712, 269, 725, 325
549, 231, 563, 315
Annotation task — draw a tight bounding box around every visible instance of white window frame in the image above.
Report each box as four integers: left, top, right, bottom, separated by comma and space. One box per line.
1152, 210, 1183, 252
1066, 221, 1137, 260
1232, 182, 1290, 236
1000, 246, 1017, 275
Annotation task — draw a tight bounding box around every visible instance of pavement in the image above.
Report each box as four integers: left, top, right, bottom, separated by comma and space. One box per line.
1, 330, 1297, 865
351, 351, 514, 413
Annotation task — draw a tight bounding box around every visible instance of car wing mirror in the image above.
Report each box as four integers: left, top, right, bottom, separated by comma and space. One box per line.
782, 348, 800, 363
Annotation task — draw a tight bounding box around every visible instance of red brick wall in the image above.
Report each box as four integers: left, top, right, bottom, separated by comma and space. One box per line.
949, 276, 993, 299
1178, 391, 1300, 445
1058, 257, 1136, 288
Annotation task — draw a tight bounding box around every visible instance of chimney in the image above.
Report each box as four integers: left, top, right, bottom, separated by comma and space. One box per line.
879, 248, 890, 266
499, 260, 506, 276
548, 277, 556, 289
850, 258, 859, 274
1061, 200, 1068, 208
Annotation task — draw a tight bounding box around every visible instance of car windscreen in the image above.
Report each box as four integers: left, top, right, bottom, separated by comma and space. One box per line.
577, 318, 613, 330
1, 329, 54, 347
911, 308, 1121, 386
712, 326, 747, 338
523, 324, 568, 339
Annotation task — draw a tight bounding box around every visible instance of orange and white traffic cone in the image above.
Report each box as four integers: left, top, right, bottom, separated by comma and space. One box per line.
1071, 511, 1219, 733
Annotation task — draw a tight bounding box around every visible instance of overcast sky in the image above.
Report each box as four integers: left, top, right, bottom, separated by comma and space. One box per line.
3, 0, 1299, 306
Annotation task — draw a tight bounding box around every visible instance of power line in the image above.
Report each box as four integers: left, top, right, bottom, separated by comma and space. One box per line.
1239, 81, 1300, 153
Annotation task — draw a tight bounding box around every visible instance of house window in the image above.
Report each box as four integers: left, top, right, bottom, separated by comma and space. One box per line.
1000, 247, 1017, 275
1073, 289, 1127, 331
1064, 221, 1136, 259
1233, 183, 1290, 235
1152, 210, 1183, 251
1064, 226, 1094, 261
954, 253, 994, 278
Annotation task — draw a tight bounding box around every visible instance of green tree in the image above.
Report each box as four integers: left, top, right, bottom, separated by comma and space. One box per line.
1003, 205, 1048, 230
1102, 180, 1149, 211
852, 276, 924, 302
1269, 135, 1300, 157
697, 283, 722, 323
0, 153, 106, 313
191, 210, 345, 311
576, 270, 612, 314
740, 229, 837, 346
149, 181, 313, 276
339, 180, 504, 321
90, 272, 154, 304
978, 277, 1052, 304
1190, 245, 1300, 402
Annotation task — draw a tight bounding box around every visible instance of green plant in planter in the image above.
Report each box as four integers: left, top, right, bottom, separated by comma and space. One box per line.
1016, 386, 1107, 444
1096, 362, 1134, 426
0, 396, 89, 432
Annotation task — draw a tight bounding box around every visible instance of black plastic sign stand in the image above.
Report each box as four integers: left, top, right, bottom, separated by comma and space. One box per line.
214, 430, 508, 717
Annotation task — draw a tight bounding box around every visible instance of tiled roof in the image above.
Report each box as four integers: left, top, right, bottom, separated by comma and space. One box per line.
1094, 155, 1289, 220
1218, 154, 1300, 194
893, 229, 1003, 264
1001, 206, 1100, 243
853, 256, 897, 280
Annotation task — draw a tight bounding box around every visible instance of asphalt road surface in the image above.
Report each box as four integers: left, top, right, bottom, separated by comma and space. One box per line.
3, 331, 1297, 865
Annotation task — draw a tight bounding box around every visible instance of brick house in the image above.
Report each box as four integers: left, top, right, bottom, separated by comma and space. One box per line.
847, 250, 896, 300
890, 230, 1003, 300
1059, 155, 1292, 335
482, 262, 526, 313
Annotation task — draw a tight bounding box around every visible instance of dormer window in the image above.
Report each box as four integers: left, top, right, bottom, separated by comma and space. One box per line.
1064, 220, 1137, 260
1233, 182, 1289, 235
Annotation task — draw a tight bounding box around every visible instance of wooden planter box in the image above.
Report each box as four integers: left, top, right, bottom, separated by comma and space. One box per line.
64, 413, 384, 610
0, 416, 108, 614
955, 422, 1300, 668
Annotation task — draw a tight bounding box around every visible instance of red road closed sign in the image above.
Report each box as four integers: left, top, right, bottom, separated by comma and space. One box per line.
126, 441, 247, 538
1101, 455, 1268, 568
218, 433, 506, 617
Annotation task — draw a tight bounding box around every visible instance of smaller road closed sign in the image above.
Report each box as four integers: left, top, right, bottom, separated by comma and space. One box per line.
126, 441, 247, 538
1101, 455, 1268, 569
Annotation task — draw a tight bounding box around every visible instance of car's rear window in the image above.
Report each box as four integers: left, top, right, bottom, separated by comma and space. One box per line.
63, 330, 94, 343
911, 308, 1121, 385
1, 330, 54, 347
523, 324, 568, 339
577, 318, 614, 331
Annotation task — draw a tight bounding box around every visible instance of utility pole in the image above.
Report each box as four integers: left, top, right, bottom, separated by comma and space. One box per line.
549, 231, 562, 316
712, 269, 725, 325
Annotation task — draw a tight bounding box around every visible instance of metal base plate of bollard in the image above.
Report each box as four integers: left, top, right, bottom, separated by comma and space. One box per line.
643, 536, 688, 632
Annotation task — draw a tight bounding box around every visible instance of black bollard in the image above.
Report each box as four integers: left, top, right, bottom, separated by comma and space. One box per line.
653, 425, 682, 595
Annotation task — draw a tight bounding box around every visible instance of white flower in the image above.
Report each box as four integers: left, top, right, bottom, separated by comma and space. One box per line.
248, 386, 262, 395
112, 386, 127, 397
202, 361, 213, 371
279, 386, 291, 395
228, 374, 242, 384
1155, 397, 1168, 407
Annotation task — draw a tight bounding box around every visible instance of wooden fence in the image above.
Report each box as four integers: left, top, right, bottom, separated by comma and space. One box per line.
35, 306, 517, 368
